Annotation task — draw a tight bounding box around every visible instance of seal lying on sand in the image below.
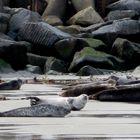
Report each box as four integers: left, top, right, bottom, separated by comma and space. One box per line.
0, 103, 71, 117
0, 79, 23, 90
59, 84, 115, 97
90, 86, 140, 102
28, 94, 88, 111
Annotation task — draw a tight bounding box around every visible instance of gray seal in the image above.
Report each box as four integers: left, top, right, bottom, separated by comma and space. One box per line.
29, 94, 88, 111
0, 103, 71, 117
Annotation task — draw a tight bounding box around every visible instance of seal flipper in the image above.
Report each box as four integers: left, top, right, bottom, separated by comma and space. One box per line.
27, 96, 41, 106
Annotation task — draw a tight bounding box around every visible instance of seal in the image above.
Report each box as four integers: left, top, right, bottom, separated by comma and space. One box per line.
59, 84, 115, 97
0, 79, 23, 90
28, 94, 88, 111
0, 103, 71, 117
90, 86, 140, 102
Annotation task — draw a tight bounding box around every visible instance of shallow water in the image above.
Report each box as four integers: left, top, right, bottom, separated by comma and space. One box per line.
0, 76, 140, 140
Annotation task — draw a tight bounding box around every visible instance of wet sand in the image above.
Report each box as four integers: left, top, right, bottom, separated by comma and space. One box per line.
0, 76, 140, 140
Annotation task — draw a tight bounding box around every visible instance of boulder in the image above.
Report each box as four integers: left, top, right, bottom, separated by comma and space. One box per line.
0, 59, 15, 73
0, 12, 11, 33
27, 53, 47, 69
43, 15, 63, 26
107, 10, 139, 21
44, 57, 68, 73
76, 65, 113, 76
18, 22, 71, 50
79, 38, 108, 52
92, 19, 140, 46
42, 0, 66, 20
111, 38, 140, 69
0, 38, 28, 70
54, 37, 106, 61
67, 6, 104, 26
107, 0, 140, 14
26, 64, 43, 74
0, 33, 13, 40
8, 8, 41, 39
57, 25, 82, 34
69, 47, 124, 72
71, 0, 95, 11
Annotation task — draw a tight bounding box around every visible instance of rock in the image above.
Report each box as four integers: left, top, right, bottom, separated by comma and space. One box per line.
54, 37, 106, 61
18, 22, 71, 50
54, 38, 80, 61
107, 0, 140, 15
71, 0, 95, 11
76, 65, 113, 76
79, 38, 108, 52
43, 15, 63, 26
107, 10, 139, 21
26, 64, 43, 74
0, 59, 15, 73
0, 12, 11, 33
42, 0, 67, 20
27, 53, 47, 69
111, 38, 140, 69
9, 0, 30, 8
8, 8, 41, 39
82, 21, 113, 33
69, 47, 124, 73
57, 25, 82, 34
67, 6, 104, 26
44, 57, 68, 73
132, 66, 140, 77
92, 19, 140, 46
0, 33, 13, 40
0, 38, 27, 70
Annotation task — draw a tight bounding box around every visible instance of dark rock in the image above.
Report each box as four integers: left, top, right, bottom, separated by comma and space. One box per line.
27, 53, 47, 69
8, 8, 41, 39
67, 6, 104, 26
76, 65, 113, 76
107, 0, 140, 15
92, 19, 140, 46
18, 22, 71, 52
111, 38, 140, 69
54, 37, 107, 61
44, 57, 68, 73
0, 33, 13, 40
0, 58, 15, 73
107, 10, 139, 21
69, 47, 124, 73
0, 12, 11, 33
0, 38, 27, 70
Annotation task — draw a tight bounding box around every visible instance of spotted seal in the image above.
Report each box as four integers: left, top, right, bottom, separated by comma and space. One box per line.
0, 103, 71, 117
29, 94, 88, 111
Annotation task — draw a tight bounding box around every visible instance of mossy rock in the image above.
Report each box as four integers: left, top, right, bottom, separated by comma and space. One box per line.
69, 47, 124, 72
0, 59, 15, 73
80, 38, 108, 52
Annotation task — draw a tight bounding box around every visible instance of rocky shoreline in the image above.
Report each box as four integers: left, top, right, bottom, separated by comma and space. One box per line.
0, 0, 140, 77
